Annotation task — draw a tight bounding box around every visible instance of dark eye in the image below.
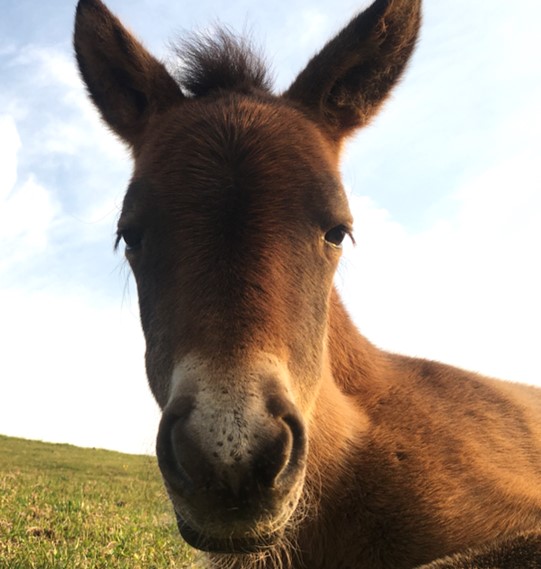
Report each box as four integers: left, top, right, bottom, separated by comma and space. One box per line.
324, 225, 348, 248
117, 228, 143, 251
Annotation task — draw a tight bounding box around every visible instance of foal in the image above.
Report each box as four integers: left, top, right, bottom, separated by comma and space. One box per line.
74, 0, 541, 567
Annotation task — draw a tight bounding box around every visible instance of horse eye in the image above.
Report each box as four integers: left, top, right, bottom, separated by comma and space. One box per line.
324, 225, 348, 248
119, 228, 143, 251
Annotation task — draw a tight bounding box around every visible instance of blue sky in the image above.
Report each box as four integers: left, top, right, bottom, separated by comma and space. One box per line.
1, 0, 540, 454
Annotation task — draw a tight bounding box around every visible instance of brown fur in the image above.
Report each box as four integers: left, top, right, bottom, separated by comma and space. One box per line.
417, 532, 541, 569
74, 0, 541, 567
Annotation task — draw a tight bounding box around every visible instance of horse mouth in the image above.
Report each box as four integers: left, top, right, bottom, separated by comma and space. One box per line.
174, 510, 279, 554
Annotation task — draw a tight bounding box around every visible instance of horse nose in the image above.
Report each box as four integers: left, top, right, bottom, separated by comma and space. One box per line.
156, 392, 306, 501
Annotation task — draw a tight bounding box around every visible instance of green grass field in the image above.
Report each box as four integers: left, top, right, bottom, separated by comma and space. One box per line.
0, 434, 195, 568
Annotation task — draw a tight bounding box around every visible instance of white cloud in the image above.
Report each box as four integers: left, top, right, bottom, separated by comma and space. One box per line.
0, 175, 58, 267
0, 116, 59, 270
0, 45, 131, 277
0, 286, 159, 455
0, 44, 130, 207
0, 114, 20, 199
11, 44, 82, 90
338, 156, 541, 387
0, 47, 150, 453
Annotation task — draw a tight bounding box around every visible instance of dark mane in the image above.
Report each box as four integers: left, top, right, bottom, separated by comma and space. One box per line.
170, 29, 273, 97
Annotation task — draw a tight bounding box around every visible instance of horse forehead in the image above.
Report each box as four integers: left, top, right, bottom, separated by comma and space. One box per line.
138, 96, 339, 189
133, 100, 348, 235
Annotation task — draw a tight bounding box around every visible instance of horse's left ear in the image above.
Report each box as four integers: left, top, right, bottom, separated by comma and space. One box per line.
284, 0, 421, 145
74, 0, 184, 147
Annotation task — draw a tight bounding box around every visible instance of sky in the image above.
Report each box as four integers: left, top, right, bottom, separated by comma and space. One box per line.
1, 0, 540, 455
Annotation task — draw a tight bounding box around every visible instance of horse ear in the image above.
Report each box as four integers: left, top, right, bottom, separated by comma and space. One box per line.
74, 0, 184, 147
284, 0, 421, 145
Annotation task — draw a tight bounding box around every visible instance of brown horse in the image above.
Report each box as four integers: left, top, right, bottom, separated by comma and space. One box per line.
74, 0, 541, 567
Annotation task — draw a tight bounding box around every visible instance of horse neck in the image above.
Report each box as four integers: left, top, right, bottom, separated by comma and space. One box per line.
301, 288, 389, 478
327, 287, 390, 397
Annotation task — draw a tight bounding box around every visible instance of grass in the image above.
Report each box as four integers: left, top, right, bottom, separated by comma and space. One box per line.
0, 434, 195, 568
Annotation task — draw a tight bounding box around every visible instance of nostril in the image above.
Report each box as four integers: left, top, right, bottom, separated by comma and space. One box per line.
278, 412, 306, 483
156, 396, 196, 492
282, 413, 306, 464
255, 421, 294, 487
255, 403, 307, 488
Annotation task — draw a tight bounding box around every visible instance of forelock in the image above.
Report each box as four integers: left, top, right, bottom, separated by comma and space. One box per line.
169, 28, 273, 98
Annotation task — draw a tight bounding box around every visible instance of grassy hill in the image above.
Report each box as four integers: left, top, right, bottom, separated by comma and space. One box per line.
0, 435, 195, 568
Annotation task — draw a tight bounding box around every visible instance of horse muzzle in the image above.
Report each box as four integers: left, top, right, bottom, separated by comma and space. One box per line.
155, 367, 307, 552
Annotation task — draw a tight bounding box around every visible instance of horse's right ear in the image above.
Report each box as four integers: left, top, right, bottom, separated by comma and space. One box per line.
284, 0, 421, 146
74, 0, 183, 147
